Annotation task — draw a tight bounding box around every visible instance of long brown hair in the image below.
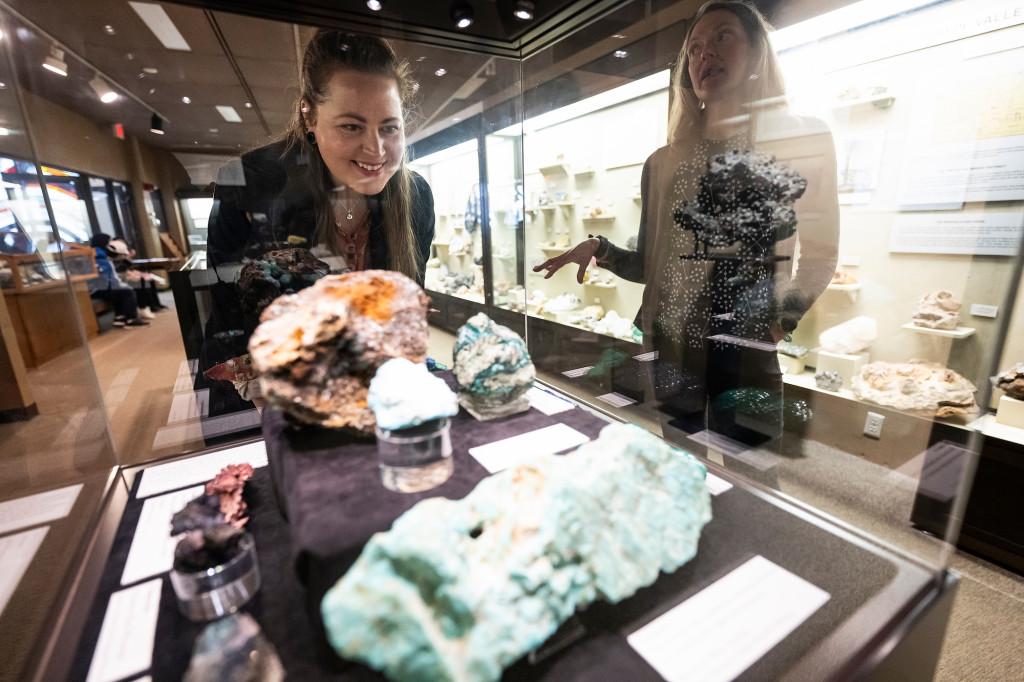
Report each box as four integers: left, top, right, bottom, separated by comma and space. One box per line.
667, 0, 787, 147
285, 31, 423, 281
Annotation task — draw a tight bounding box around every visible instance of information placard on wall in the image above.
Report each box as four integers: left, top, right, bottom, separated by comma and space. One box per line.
889, 211, 1023, 255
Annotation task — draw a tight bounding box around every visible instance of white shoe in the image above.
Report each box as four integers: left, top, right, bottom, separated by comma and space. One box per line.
138, 306, 155, 320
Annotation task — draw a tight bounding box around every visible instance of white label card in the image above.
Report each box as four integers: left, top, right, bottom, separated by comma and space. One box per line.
561, 366, 593, 378
136, 441, 267, 498
121, 486, 203, 586
704, 473, 733, 496
86, 579, 162, 682
0, 527, 48, 617
469, 424, 590, 473
0, 483, 83, 535
596, 392, 637, 407
526, 387, 576, 416
628, 556, 830, 682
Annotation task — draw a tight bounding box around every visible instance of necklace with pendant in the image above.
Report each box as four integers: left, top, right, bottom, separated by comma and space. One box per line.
336, 214, 370, 271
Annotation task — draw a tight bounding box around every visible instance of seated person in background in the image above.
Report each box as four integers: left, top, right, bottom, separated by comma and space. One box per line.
107, 238, 167, 319
87, 233, 149, 328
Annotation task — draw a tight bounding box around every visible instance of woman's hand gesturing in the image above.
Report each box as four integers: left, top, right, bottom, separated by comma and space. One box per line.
532, 238, 600, 283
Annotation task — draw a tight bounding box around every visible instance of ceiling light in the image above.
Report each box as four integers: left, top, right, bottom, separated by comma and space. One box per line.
451, 2, 473, 29
435, 68, 447, 77
216, 105, 241, 122
514, 1, 535, 20
103, 25, 116, 35
150, 113, 164, 135
181, 96, 191, 104
89, 76, 119, 103
244, 102, 252, 108
0, 128, 11, 136
613, 50, 628, 58
128, 1, 192, 51
143, 67, 158, 74
366, 0, 383, 10
43, 47, 67, 76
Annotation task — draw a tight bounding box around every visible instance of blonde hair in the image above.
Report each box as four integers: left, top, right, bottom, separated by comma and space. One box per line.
285, 31, 423, 281
667, 0, 787, 146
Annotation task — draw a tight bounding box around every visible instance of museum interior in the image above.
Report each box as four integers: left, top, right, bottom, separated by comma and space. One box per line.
1, 0, 1023, 680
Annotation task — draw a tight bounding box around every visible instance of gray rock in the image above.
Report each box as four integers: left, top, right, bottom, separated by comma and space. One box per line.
182, 612, 284, 682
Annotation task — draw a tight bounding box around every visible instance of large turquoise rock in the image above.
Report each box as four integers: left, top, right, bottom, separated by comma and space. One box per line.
452, 313, 535, 412
321, 423, 711, 682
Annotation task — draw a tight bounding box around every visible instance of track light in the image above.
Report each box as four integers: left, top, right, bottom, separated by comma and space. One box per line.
89, 75, 118, 103
43, 46, 68, 76
150, 113, 165, 135
366, 0, 383, 10
451, 2, 473, 29
514, 1, 535, 20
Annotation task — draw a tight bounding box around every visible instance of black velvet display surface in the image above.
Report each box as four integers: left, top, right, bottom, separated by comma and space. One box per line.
69, 376, 934, 682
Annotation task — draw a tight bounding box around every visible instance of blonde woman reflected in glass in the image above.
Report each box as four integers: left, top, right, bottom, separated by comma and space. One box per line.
200, 31, 434, 422
535, 1, 839, 454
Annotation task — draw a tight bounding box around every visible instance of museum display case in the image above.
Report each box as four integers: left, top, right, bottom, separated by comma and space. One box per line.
2, 0, 1024, 681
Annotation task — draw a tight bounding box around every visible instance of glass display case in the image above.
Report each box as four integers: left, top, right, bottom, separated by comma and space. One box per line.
2, 1, 1023, 681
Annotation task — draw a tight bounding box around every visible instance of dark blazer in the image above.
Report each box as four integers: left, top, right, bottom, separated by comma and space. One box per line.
207, 139, 434, 285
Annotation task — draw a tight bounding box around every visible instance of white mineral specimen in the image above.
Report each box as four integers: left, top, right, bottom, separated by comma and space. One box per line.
321, 423, 711, 682
368, 358, 459, 430
819, 316, 876, 355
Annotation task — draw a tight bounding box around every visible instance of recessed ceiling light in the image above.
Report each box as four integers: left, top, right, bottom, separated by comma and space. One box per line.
216, 105, 241, 122
416, 56, 427, 62
181, 96, 191, 104
612, 34, 627, 39
89, 76, 119, 103
514, 1, 534, 20
435, 68, 447, 77
128, 1, 192, 51
244, 102, 252, 108
43, 47, 67, 76
366, 0, 383, 10
453, 117, 461, 122
150, 113, 164, 134
450, 2, 473, 29
0, 128, 11, 136
104, 25, 116, 35
143, 67, 158, 74
0, 82, 6, 89
613, 50, 628, 58
148, 88, 156, 94
209, 128, 218, 133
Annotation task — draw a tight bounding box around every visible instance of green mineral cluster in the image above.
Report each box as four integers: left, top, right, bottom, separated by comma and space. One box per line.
321, 423, 712, 682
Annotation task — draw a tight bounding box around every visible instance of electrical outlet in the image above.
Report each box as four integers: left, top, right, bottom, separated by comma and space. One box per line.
864, 411, 884, 439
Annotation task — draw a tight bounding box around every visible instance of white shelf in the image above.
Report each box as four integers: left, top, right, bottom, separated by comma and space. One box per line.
539, 163, 570, 176
537, 205, 557, 211
831, 93, 895, 110
539, 246, 570, 254
827, 282, 861, 292
584, 281, 616, 289
582, 215, 615, 222
573, 168, 595, 177
901, 323, 976, 339
556, 201, 576, 207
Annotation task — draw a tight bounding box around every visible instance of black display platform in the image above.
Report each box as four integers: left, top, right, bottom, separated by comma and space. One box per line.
69, 381, 949, 682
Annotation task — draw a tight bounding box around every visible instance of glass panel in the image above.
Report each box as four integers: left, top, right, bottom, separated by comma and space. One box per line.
89, 177, 119, 240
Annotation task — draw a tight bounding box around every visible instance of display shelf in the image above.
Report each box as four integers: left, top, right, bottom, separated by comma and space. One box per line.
969, 413, 1024, 447
583, 280, 616, 289
539, 245, 570, 255
538, 163, 570, 176
556, 201, 576, 207
582, 215, 615, 222
827, 282, 861, 292
901, 323, 976, 339
573, 167, 595, 177
831, 92, 895, 110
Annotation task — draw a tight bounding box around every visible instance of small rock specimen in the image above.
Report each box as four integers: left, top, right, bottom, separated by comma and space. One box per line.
171, 463, 255, 572
814, 370, 843, 392
236, 248, 330, 321
777, 341, 808, 358
819, 316, 876, 355
321, 423, 711, 682
912, 290, 961, 330
249, 271, 429, 432
991, 362, 1024, 400
851, 361, 978, 417
182, 612, 284, 682
368, 358, 459, 430
453, 313, 535, 418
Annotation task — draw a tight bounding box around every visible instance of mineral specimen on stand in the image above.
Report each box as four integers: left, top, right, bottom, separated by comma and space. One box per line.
819, 316, 876, 355
912, 290, 961, 330
249, 271, 429, 432
171, 463, 255, 571
814, 370, 843, 391
321, 423, 711, 682
182, 613, 284, 682
777, 341, 808, 358
453, 313, 535, 419
236, 248, 330, 321
851, 361, 978, 417
991, 362, 1024, 400
368, 358, 459, 430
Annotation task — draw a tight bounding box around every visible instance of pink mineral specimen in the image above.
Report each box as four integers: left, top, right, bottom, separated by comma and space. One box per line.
248, 271, 429, 432
206, 463, 255, 527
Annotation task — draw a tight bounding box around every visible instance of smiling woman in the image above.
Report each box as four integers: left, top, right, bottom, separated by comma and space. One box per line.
207, 31, 434, 280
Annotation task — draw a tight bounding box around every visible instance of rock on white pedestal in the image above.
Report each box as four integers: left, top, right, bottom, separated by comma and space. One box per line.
996, 395, 1024, 429
815, 350, 868, 388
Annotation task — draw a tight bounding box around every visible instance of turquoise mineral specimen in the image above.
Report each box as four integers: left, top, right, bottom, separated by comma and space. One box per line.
368, 358, 459, 430
452, 313, 535, 411
321, 423, 711, 682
